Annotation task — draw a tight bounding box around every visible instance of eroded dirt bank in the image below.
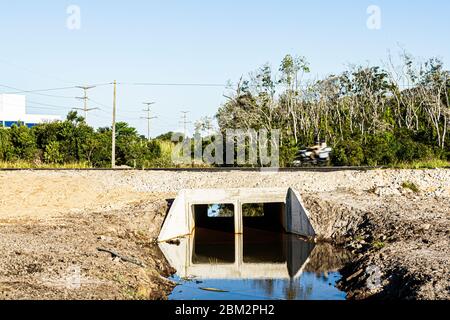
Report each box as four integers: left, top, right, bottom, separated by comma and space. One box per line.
0, 195, 175, 300
0, 169, 449, 300
305, 191, 449, 299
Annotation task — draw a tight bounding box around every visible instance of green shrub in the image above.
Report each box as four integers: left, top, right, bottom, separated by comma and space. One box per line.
401, 181, 420, 193
9, 125, 37, 161
332, 139, 365, 166
44, 141, 63, 164
365, 132, 397, 166
0, 129, 12, 161
394, 129, 436, 162
279, 138, 298, 167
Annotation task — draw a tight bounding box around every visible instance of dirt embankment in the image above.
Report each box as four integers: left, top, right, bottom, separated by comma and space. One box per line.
0, 169, 449, 300
305, 191, 449, 300
0, 172, 176, 300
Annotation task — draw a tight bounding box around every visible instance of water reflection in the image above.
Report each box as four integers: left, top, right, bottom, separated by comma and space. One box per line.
159, 228, 349, 300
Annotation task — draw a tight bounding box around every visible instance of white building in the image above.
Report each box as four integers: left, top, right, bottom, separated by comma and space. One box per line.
0, 94, 61, 128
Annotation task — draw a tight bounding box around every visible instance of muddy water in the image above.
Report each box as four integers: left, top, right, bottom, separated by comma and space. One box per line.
160, 228, 349, 300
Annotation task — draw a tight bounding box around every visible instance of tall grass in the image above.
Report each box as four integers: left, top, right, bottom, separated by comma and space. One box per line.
0, 161, 91, 169
390, 159, 450, 169
1, 150, 448, 170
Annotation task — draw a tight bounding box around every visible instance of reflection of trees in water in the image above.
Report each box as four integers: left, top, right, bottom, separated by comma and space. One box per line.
315, 272, 329, 282
244, 243, 351, 300
305, 243, 351, 273
249, 278, 313, 300
284, 280, 313, 300
247, 279, 274, 297
262, 279, 275, 296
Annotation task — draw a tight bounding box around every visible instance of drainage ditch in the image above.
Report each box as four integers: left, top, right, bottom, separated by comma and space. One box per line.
159, 199, 351, 300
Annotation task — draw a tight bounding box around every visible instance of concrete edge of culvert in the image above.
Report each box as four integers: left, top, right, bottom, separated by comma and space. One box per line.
157, 188, 316, 243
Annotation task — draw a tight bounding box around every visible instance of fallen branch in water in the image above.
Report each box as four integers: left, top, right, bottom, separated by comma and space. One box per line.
200, 287, 229, 293
158, 275, 178, 285
97, 248, 146, 268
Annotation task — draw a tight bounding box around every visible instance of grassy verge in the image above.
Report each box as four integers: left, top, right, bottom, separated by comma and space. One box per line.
0, 161, 92, 169
389, 159, 450, 169
0, 158, 449, 170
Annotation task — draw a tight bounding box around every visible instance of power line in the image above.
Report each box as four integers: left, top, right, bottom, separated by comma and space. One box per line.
87, 98, 111, 110
28, 100, 72, 109
74, 86, 99, 121
27, 105, 70, 111
141, 102, 157, 140
0, 83, 76, 99
4, 86, 78, 94
118, 82, 229, 87
112, 80, 117, 169
4, 84, 112, 94
179, 111, 192, 137
0, 56, 80, 85
0, 80, 225, 134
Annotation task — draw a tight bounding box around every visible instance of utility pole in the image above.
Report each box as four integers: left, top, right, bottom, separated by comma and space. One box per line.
142, 102, 157, 140
180, 111, 192, 138
111, 80, 117, 169
75, 85, 98, 121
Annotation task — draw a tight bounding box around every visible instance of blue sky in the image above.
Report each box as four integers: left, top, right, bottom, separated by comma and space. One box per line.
0, 0, 449, 136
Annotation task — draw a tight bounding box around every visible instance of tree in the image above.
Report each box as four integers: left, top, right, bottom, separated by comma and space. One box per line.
216, 52, 450, 166
9, 124, 37, 161
44, 141, 63, 164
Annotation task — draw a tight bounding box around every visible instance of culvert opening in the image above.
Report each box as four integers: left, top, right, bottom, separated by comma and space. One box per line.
158, 188, 316, 243
192, 203, 236, 264
242, 202, 286, 263
242, 202, 285, 232
191, 202, 287, 264
193, 203, 235, 233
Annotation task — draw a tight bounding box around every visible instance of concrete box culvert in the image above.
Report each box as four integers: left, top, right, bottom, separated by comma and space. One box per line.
157, 188, 316, 242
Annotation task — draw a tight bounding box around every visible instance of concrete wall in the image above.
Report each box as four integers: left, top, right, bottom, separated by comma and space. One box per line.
158, 188, 316, 242
286, 188, 316, 237
158, 234, 315, 279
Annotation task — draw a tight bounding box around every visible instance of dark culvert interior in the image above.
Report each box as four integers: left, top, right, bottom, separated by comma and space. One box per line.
193, 202, 285, 233
242, 203, 286, 263
193, 204, 236, 264
192, 203, 287, 264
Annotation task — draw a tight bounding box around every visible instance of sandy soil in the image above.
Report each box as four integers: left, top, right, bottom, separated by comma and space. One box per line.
0, 169, 449, 300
